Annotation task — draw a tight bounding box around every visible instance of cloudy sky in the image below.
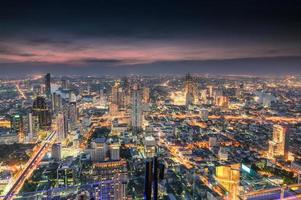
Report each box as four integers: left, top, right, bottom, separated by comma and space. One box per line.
1, 0, 301, 76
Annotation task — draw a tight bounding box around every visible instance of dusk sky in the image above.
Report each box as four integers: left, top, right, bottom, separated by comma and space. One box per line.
1, 0, 301, 76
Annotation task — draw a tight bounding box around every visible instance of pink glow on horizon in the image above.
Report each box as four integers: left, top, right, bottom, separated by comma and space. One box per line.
0, 40, 300, 65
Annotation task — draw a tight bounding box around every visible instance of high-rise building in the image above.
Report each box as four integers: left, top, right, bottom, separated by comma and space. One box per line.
143, 87, 150, 104
185, 74, 195, 106
26, 112, 39, 141
144, 136, 156, 158
10, 114, 22, 135
68, 101, 78, 130
45, 73, 51, 98
111, 80, 125, 109
200, 107, 209, 121
52, 92, 62, 113
26, 112, 34, 141
92, 161, 128, 200
89, 138, 108, 162
69, 92, 77, 103
32, 96, 52, 128
131, 84, 143, 133
56, 112, 66, 141
52, 143, 62, 161
208, 85, 213, 98
61, 79, 69, 90
109, 143, 120, 160
215, 164, 240, 200
200, 89, 207, 103
215, 96, 229, 108
111, 81, 120, 105
99, 88, 107, 107
268, 124, 289, 160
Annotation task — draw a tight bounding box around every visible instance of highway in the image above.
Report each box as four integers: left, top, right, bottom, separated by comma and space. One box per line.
15, 84, 26, 100
3, 131, 57, 200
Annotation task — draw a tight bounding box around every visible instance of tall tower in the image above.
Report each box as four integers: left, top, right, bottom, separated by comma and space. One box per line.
52, 92, 62, 113
131, 84, 142, 133
111, 80, 120, 105
111, 80, 125, 109
27, 112, 33, 141
185, 73, 195, 106
143, 87, 150, 104
45, 73, 51, 99
268, 124, 289, 160
32, 96, 52, 128
68, 101, 78, 130
10, 114, 22, 135
27, 111, 39, 140
56, 112, 66, 141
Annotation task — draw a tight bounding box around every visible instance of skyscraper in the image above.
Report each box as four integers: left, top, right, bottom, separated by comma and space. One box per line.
56, 112, 66, 141
32, 96, 52, 128
26, 111, 39, 141
131, 84, 143, 133
52, 143, 62, 161
111, 81, 120, 105
143, 87, 150, 104
27, 112, 33, 141
268, 124, 289, 160
68, 101, 78, 130
144, 135, 156, 158
61, 79, 69, 90
109, 143, 120, 160
111, 80, 125, 109
184, 74, 195, 106
45, 73, 51, 99
10, 114, 22, 135
215, 164, 240, 200
52, 92, 62, 113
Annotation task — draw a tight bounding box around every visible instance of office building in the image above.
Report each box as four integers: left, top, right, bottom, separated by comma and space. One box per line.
56, 112, 66, 141
215, 164, 240, 200
144, 136, 156, 158
52, 92, 62, 113
89, 138, 108, 162
185, 73, 195, 106
32, 96, 52, 128
45, 73, 51, 99
61, 79, 69, 90
200, 107, 209, 121
131, 84, 143, 133
68, 101, 78, 130
10, 114, 22, 135
52, 143, 62, 161
268, 124, 289, 160
109, 143, 120, 161
143, 87, 150, 104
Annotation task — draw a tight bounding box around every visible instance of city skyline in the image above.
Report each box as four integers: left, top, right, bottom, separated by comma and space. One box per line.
1, 1, 301, 200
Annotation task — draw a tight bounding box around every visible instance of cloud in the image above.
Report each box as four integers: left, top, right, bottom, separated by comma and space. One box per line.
1, 36, 301, 66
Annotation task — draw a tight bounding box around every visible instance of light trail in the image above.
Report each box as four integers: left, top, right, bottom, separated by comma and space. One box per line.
15, 84, 26, 99
151, 113, 301, 124
3, 131, 57, 200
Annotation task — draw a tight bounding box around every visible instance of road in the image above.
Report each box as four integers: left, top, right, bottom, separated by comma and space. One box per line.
2, 131, 57, 200
156, 127, 226, 197
15, 84, 26, 99
151, 113, 301, 123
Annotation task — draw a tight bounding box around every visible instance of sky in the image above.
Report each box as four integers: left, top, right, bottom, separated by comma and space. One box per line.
0, 0, 301, 76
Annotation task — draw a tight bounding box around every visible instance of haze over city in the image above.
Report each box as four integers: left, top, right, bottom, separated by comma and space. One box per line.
1, 1, 301, 200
